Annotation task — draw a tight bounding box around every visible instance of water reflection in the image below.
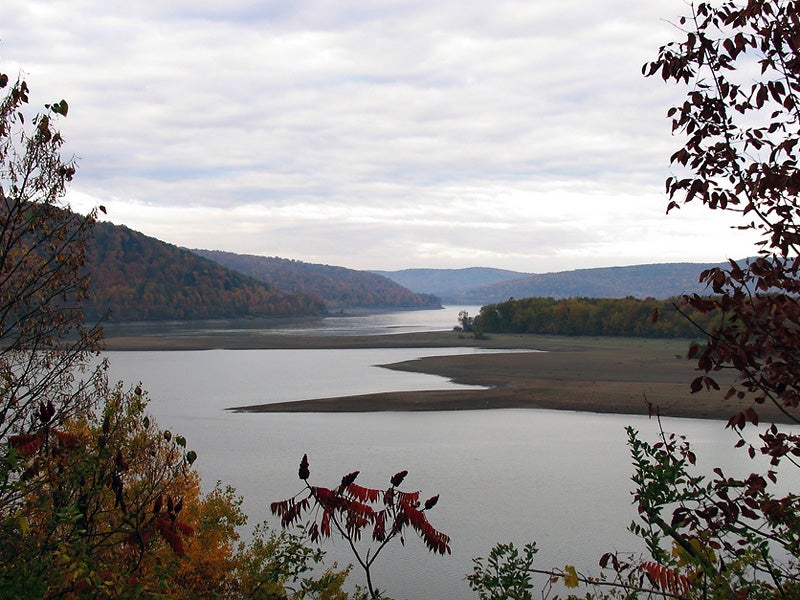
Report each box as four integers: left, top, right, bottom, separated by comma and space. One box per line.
102, 305, 484, 338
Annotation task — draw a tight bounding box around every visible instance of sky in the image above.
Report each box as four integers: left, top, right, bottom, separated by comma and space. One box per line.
2, 1, 762, 273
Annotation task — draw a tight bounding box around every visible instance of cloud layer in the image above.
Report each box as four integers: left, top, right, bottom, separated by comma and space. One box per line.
2, 1, 761, 271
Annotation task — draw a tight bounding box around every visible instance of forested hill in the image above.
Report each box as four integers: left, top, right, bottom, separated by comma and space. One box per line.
84, 222, 325, 321
381, 262, 729, 303
191, 249, 441, 310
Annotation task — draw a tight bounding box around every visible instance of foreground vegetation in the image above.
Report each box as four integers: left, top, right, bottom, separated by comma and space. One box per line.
0, 66, 353, 598
3, 1, 800, 598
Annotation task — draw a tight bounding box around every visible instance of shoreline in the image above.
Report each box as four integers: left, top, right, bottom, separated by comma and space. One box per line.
103, 330, 791, 424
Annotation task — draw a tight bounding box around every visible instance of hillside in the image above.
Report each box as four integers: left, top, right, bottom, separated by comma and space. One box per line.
84, 222, 325, 321
379, 262, 728, 303
191, 249, 441, 310
371, 267, 527, 297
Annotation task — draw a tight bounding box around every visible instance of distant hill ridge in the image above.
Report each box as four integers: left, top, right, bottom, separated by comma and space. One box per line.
191, 249, 441, 310
85, 222, 324, 321
377, 262, 735, 304
82, 217, 736, 321
371, 267, 527, 297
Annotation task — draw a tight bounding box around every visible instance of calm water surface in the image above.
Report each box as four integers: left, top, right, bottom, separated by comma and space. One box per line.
103, 306, 790, 599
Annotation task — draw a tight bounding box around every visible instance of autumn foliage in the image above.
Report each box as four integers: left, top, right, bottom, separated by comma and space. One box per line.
192, 249, 441, 310
85, 221, 325, 321
272, 454, 450, 598
1, 63, 353, 599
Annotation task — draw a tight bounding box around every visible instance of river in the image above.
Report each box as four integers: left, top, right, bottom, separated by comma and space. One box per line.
102, 306, 779, 599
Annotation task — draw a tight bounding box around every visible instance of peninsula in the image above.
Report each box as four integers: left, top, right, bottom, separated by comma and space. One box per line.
103, 331, 789, 424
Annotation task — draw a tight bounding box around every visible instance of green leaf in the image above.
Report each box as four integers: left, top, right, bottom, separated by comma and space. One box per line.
563, 565, 579, 588
50, 99, 68, 116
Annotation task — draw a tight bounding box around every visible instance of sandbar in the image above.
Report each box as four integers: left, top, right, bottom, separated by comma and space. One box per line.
103, 330, 792, 424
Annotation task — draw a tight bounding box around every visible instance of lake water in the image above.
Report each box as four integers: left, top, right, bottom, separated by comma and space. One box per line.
103, 304, 485, 338
103, 306, 789, 599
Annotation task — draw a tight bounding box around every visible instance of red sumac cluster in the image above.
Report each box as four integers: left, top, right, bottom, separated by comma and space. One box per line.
271, 454, 450, 598
272, 454, 450, 556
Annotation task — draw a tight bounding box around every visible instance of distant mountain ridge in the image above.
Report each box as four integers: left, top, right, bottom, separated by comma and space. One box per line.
371, 267, 527, 297
378, 262, 732, 304
191, 249, 441, 310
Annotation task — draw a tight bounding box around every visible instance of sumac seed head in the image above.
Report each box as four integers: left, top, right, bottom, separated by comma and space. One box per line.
391, 470, 408, 487
299, 454, 310, 480
341, 470, 359, 488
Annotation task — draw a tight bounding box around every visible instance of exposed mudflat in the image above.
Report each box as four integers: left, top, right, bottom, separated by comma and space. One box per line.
105, 330, 786, 424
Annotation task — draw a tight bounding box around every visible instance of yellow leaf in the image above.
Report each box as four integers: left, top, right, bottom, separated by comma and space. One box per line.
563, 565, 579, 588
17, 515, 29, 537
672, 538, 715, 567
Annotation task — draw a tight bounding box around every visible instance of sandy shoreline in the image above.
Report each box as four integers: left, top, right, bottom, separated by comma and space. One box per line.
103, 330, 788, 424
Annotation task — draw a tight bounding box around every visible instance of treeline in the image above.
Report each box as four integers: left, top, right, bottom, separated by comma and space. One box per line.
85, 222, 325, 321
475, 296, 720, 338
193, 249, 442, 309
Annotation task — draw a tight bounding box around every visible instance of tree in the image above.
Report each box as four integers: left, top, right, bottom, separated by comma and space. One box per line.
0, 384, 201, 598
649, 0, 800, 429
454, 309, 474, 333
0, 68, 104, 490
0, 65, 353, 600
469, 2, 800, 598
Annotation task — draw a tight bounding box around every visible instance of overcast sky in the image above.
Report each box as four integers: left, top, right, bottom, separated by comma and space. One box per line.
2, 1, 761, 273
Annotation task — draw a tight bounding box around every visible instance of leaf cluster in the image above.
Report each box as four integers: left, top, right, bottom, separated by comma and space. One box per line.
271, 455, 449, 599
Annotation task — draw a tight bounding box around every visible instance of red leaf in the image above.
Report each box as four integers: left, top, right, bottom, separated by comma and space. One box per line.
640, 562, 690, 597
321, 509, 331, 537
175, 519, 194, 536
346, 483, 381, 503
396, 490, 420, 506
9, 433, 44, 457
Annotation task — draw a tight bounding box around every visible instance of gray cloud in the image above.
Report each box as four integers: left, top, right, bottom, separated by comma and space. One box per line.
2, 0, 760, 271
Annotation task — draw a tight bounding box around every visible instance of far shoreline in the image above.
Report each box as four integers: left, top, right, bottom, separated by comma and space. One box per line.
102, 329, 792, 425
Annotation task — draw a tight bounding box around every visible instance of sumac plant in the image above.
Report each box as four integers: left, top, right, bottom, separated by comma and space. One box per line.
271, 454, 450, 599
